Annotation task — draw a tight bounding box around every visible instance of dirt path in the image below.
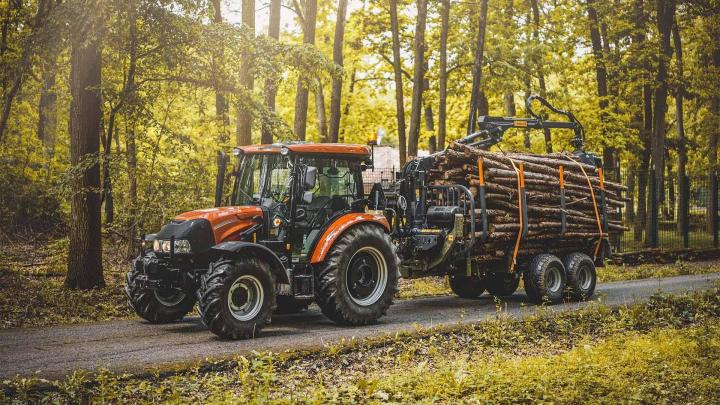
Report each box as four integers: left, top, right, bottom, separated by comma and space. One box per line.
1, 273, 718, 380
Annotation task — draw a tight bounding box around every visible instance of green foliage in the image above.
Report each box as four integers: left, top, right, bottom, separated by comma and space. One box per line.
4, 288, 720, 403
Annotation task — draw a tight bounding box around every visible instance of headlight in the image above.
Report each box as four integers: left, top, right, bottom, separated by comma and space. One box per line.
153, 239, 192, 254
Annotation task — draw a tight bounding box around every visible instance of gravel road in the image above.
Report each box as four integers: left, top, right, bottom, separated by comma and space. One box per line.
1, 272, 718, 380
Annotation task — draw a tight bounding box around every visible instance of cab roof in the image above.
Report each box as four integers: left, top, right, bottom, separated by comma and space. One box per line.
237, 143, 370, 157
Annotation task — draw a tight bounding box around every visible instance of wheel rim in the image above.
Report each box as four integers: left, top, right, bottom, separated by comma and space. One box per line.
154, 289, 186, 307
228, 275, 264, 321
546, 266, 563, 293
345, 246, 388, 306
577, 264, 593, 290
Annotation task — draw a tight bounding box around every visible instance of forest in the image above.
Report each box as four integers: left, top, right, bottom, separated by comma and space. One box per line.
0, 0, 719, 289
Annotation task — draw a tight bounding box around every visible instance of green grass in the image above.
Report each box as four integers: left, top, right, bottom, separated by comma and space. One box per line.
4, 288, 720, 403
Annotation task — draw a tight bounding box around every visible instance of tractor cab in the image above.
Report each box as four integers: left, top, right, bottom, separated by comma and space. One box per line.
223, 143, 371, 262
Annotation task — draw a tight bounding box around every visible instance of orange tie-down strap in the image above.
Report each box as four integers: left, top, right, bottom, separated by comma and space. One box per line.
566, 155, 606, 259
506, 158, 525, 272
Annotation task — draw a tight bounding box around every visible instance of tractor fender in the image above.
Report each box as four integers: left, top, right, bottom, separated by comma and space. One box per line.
310, 213, 391, 264
212, 241, 290, 284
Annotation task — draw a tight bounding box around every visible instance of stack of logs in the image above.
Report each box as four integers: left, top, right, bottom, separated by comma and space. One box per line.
428, 142, 628, 261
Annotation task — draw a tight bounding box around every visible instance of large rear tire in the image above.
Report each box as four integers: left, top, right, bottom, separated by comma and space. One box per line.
315, 224, 398, 325
448, 275, 487, 298
523, 254, 566, 304
564, 252, 597, 301
125, 257, 196, 323
197, 257, 276, 339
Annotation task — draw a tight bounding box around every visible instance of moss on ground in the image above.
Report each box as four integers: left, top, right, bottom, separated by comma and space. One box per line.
3, 288, 720, 403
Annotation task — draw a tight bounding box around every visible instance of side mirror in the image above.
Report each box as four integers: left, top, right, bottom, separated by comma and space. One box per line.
304, 166, 317, 190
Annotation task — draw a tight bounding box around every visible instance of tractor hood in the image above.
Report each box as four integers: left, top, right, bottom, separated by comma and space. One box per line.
174, 206, 264, 244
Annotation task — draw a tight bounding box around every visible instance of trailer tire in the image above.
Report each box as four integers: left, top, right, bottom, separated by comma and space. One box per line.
274, 296, 311, 314
564, 253, 597, 301
523, 254, 566, 304
197, 257, 276, 339
486, 273, 520, 297
125, 261, 196, 324
315, 224, 398, 326
448, 275, 487, 298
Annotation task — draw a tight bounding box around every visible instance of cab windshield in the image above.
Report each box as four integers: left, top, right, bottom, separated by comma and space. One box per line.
231, 154, 291, 205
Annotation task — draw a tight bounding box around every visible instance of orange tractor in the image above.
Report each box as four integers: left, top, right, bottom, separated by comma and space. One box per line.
126, 143, 397, 339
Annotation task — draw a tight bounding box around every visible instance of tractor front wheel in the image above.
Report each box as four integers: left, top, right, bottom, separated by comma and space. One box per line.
197, 257, 276, 339
315, 224, 398, 325
125, 258, 197, 324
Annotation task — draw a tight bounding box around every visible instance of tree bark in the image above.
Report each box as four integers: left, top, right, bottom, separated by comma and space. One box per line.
126, 123, 138, 257
66, 3, 104, 289
236, 0, 255, 145
211, 0, 229, 131
315, 78, 328, 141
673, 20, 687, 235
37, 52, 58, 156
650, 0, 676, 234
529, 0, 552, 152
467, 0, 489, 134
407, 0, 427, 159
339, 69, 356, 143
328, 0, 347, 143
586, 0, 614, 177
262, 0, 281, 144
293, 0, 317, 141
389, 0, 407, 165
438, 0, 449, 150
707, 26, 720, 233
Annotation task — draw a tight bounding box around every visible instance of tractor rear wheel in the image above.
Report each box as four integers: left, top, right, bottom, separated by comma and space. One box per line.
486, 273, 520, 297
448, 275, 487, 298
125, 258, 197, 323
197, 257, 276, 339
564, 252, 597, 301
315, 224, 398, 325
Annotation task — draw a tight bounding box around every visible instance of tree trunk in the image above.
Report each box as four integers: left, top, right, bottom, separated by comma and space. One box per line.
407, 0, 427, 159
339, 69, 356, 143
438, 0, 449, 150
293, 0, 317, 141
211, 0, 229, 132
626, 168, 636, 223
66, 4, 104, 289
262, 0, 281, 144
389, 0, 407, 165
650, 0, 675, 234
236, 0, 255, 146
467, 0, 489, 134
673, 20, 687, 235
586, 0, 614, 178
328, 0, 347, 143
315, 78, 328, 141
530, 0, 552, 152
708, 29, 720, 233
37, 53, 58, 156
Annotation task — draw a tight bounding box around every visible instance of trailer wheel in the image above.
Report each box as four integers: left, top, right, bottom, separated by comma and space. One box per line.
564, 253, 597, 301
274, 296, 311, 314
315, 224, 398, 325
197, 257, 276, 339
448, 275, 487, 298
523, 254, 566, 304
125, 258, 197, 323
486, 273, 520, 297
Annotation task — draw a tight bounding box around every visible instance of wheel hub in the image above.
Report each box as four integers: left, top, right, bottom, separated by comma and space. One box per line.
346, 247, 388, 306
228, 275, 264, 322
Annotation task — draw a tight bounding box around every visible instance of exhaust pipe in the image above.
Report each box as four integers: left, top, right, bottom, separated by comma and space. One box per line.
215, 151, 228, 207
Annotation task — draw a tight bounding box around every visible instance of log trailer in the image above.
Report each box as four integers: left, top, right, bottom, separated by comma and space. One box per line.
126, 96, 616, 340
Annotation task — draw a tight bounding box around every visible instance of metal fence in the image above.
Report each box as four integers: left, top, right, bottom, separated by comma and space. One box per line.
617, 170, 719, 253
365, 167, 720, 254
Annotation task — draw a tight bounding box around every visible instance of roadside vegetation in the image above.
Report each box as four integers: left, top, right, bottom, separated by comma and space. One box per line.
3, 288, 719, 403
3, 238, 720, 329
